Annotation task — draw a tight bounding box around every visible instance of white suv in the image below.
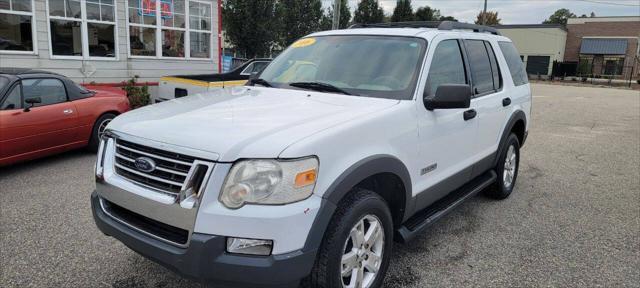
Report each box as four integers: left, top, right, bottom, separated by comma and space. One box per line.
92, 22, 531, 288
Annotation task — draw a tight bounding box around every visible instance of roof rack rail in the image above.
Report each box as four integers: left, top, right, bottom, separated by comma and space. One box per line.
348, 21, 501, 35
438, 21, 501, 35
348, 21, 440, 29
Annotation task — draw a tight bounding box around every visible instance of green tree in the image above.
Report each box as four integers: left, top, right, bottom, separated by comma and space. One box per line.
320, 10, 332, 30
223, 0, 278, 58
439, 15, 457, 21
321, 0, 352, 30
414, 6, 441, 21
354, 0, 384, 24
391, 0, 414, 22
276, 0, 323, 47
475, 10, 501, 25
542, 8, 576, 25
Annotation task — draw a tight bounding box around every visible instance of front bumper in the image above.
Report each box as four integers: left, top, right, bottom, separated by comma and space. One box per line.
91, 192, 317, 287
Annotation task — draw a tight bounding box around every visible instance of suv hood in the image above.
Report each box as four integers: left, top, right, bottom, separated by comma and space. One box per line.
108, 87, 398, 161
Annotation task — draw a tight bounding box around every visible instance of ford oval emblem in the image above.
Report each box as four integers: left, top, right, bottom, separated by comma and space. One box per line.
134, 157, 156, 173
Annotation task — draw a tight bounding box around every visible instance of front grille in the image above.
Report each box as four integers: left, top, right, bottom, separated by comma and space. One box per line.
102, 199, 189, 245
114, 139, 198, 195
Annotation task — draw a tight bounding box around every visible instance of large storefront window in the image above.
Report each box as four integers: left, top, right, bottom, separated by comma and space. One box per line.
0, 0, 36, 53
47, 0, 117, 59
602, 57, 624, 76
50, 19, 82, 56
128, 0, 212, 59
188, 0, 210, 58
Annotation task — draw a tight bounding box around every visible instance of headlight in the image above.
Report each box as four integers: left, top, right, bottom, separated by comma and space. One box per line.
219, 157, 318, 209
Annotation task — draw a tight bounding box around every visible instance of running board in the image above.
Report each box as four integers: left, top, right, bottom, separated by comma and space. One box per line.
396, 170, 497, 243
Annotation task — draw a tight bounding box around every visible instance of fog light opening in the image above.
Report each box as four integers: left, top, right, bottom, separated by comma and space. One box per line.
226, 237, 273, 256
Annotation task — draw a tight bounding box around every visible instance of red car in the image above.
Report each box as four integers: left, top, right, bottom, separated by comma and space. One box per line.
0, 69, 130, 166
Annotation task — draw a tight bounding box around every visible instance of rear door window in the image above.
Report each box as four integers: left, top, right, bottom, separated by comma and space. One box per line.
485, 42, 502, 91
22, 78, 68, 107
498, 41, 528, 86
465, 40, 494, 95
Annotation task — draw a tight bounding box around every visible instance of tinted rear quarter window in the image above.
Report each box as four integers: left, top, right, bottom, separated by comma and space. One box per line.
498, 41, 528, 86
465, 40, 494, 95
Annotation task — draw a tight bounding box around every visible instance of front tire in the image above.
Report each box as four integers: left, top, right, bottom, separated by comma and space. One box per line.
308, 189, 393, 288
486, 133, 520, 199
88, 113, 116, 152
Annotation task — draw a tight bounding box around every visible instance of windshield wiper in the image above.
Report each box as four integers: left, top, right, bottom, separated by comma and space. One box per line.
289, 82, 356, 95
248, 78, 272, 87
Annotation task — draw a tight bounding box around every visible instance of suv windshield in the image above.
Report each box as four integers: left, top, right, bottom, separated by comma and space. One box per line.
259, 35, 427, 100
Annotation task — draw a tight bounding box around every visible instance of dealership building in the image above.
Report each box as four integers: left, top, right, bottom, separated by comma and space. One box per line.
496, 24, 567, 76
564, 16, 640, 80
0, 0, 221, 84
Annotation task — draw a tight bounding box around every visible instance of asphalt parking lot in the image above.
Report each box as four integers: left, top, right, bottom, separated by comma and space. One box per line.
1, 83, 638, 287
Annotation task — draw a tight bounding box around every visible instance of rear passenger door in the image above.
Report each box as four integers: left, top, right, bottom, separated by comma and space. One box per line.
463, 39, 508, 177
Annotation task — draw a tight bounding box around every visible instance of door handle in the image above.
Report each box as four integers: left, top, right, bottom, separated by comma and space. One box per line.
502, 97, 512, 107
463, 109, 477, 121
63, 109, 74, 115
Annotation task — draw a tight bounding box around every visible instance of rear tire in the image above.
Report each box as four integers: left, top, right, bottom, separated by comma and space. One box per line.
486, 133, 520, 199
307, 188, 393, 288
88, 113, 116, 152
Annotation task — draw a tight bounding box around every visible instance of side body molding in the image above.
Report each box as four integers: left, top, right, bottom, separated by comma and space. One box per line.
303, 155, 413, 251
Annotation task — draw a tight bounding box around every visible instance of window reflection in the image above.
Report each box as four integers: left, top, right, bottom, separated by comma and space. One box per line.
50, 19, 83, 56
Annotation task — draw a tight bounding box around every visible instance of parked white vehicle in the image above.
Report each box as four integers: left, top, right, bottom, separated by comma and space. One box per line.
154, 58, 271, 103
92, 22, 531, 288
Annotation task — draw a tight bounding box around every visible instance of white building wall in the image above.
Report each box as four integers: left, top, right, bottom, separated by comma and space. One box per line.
498, 27, 567, 75
0, 0, 220, 84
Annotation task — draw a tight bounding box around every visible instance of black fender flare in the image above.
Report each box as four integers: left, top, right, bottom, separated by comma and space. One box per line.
302, 155, 413, 252
493, 110, 527, 167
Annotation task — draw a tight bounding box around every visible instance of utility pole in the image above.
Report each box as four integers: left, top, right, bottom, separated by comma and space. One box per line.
482, 0, 487, 25
332, 0, 341, 30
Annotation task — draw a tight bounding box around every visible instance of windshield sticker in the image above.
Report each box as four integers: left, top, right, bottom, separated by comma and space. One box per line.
292, 38, 316, 48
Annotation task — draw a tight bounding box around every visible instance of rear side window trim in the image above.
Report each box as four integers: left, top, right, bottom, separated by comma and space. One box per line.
484, 41, 503, 92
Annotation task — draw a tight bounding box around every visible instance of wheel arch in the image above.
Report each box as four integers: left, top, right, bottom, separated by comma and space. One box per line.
303, 155, 412, 251
494, 110, 527, 167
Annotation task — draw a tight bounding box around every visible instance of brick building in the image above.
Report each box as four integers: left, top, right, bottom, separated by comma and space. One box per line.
564, 16, 640, 80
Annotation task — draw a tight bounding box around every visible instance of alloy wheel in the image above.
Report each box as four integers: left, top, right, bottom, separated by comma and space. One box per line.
98, 118, 112, 139
341, 214, 384, 288
503, 144, 517, 188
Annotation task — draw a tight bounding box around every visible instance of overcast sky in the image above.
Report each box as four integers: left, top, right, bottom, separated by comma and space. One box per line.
320, 0, 640, 24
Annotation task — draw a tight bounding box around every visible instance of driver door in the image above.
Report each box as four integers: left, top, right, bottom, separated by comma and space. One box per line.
414, 36, 480, 210
0, 78, 79, 162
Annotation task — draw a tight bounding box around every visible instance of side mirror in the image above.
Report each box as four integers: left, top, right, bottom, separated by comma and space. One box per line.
424, 84, 472, 110
24, 97, 41, 112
